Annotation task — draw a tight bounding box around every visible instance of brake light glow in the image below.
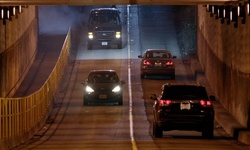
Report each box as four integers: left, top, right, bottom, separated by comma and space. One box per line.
143, 60, 151, 65
200, 100, 212, 107
165, 61, 173, 66
159, 100, 171, 106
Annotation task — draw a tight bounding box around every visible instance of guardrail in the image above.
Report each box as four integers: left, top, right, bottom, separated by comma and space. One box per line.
0, 28, 71, 149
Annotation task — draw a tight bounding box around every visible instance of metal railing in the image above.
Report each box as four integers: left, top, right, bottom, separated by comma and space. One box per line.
0, 29, 71, 149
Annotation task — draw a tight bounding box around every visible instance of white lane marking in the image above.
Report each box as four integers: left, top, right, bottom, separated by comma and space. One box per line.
127, 5, 138, 150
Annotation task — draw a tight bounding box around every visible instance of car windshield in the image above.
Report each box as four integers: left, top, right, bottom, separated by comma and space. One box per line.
145, 51, 171, 58
162, 86, 208, 100
88, 72, 119, 83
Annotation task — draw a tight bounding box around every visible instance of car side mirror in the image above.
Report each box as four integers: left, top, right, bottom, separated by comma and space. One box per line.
172, 56, 177, 59
209, 95, 216, 101
121, 80, 126, 85
81, 79, 88, 85
138, 55, 143, 58
150, 94, 157, 100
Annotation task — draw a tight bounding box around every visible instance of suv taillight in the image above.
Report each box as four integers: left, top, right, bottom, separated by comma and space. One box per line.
159, 100, 171, 106
200, 100, 212, 107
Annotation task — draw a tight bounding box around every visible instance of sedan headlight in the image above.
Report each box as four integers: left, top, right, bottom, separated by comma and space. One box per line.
85, 86, 94, 93
112, 85, 121, 93
88, 32, 93, 39
115, 32, 121, 38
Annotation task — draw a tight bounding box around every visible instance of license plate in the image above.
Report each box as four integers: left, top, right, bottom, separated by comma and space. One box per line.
102, 42, 108, 45
180, 102, 191, 110
155, 62, 161, 67
99, 94, 107, 99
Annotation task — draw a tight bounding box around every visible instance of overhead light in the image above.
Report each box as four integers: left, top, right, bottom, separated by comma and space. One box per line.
230, 8, 232, 21
223, 7, 226, 18
1, 7, 3, 19
7, 8, 9, 19
248, 3, 250, 15
238, 5, 240, 17
217, 7, 220, 17
19, 6, 22, 13
13, 6, 16, 15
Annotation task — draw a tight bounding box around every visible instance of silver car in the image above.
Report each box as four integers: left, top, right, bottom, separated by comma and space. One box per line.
138, 49, 176, 79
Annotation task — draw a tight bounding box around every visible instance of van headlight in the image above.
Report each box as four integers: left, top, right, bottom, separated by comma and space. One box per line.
88, 32, 93, 39
115, 32, 121, 38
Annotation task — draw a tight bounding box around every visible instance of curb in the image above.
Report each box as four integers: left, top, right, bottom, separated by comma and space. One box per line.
188, 55, 250, 145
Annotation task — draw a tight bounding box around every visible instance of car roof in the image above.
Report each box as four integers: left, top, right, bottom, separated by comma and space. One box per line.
89, 70, 117, 74
90, 8, 120, 14
162, 83, 205, 89
145, 49, 171, 53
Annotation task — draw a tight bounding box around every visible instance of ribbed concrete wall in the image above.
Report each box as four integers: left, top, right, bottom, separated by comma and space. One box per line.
197, 5, 250, 127
0, 6, 38, 97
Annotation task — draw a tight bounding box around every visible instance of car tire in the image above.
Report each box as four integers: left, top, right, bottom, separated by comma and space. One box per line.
153, 120, 163, 138
87, 43, 93, 50
118, 98, 123, 105
171, 74, 175, 80
83, 97, 89, 106
117, 41, 122, 49
202, 120, 214, 139
140, 74, 145, 79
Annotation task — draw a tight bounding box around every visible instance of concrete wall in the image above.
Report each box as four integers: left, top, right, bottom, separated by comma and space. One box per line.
0, 6, 38, 97
197, 5, 250, 127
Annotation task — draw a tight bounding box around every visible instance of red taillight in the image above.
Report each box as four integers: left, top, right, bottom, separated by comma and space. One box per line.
165, 61, 173, 66
159, 100, 171, 106
200, 100, 212, 107
143, 60, 151, 65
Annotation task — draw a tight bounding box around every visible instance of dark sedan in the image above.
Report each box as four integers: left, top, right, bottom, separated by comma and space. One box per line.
138, 49, 176, 79
81, 70, 126, 105
150, 83, 215, 138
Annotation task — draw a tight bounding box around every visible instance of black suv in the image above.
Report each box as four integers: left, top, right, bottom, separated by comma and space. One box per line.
87, 8, 122, 49
150, 83, 215, 138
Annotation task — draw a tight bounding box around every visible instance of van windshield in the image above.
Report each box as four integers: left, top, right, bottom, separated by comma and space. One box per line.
89, 14, 120, 26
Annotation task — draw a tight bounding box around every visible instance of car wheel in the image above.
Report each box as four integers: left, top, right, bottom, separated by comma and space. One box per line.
153, 120, 163, 138
83, 97, 89, 106
171, 74, 175, 79
87, 43, 93, 50
140, 74, 145, 79
202, 120, 214, 139
118, 98, 123, 105
117, 41, 122, 49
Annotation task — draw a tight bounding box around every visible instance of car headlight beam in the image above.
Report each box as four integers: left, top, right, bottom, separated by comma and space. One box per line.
112, 85, 121, 92
88, 32, 93, 39
115, 32, 121, 38
85, 86, 94, 93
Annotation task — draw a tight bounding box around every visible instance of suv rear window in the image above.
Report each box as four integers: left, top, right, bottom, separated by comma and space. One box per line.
162, 86, 208, 100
